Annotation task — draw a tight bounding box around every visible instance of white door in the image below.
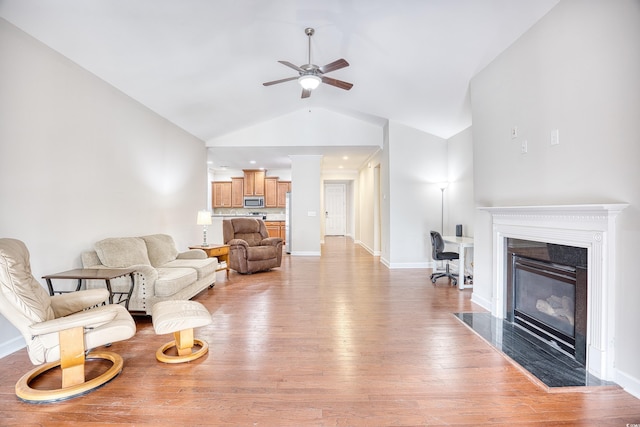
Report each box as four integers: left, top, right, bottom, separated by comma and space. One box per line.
325, 183, 346, 235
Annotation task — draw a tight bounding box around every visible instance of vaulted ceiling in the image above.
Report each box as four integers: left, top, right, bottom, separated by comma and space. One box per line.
0, 0, 560, 170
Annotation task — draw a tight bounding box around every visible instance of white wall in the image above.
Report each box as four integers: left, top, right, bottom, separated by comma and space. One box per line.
208, 108, 382, 149
0, 19, 208, 356
290, 155, 322, 255
386, 122, 448, 268
446, 126, 474, 237
469, 0, 640, 391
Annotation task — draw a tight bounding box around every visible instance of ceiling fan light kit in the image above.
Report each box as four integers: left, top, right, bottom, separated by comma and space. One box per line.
298, 74, 321, 90
263, 27, 353, 98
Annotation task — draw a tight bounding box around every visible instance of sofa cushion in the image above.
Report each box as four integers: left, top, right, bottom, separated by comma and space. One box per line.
162, 258, 217, 280
141, 234, 179, 267
246, 246, 277, 261
154, 267, 198, 297
95, 237, 150, 268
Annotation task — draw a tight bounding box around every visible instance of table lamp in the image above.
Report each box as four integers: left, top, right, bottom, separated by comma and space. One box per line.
196, 210, 212, 247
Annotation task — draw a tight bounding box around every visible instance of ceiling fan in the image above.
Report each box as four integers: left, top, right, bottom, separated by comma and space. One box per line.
263, 27, 353, 98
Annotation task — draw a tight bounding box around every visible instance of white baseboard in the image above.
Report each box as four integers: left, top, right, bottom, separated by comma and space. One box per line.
0, 335, 25, 359
615, 369, 640, 399
470, 292, 492, 311
387, 261, 433, 269
290, 251, 321, 256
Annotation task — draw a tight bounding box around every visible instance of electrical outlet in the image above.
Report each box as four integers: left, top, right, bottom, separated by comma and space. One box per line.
521, 140, 528, 154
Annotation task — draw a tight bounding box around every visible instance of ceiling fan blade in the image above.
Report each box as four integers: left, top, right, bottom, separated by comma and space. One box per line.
321, 76, 353, 91
263, 76, 298, 86
278, 60, 305, 73
318, 58, 349, 74
301, 88, 312, 99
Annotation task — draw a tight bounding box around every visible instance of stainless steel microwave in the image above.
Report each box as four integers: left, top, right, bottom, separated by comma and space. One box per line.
243, 196, 264, 209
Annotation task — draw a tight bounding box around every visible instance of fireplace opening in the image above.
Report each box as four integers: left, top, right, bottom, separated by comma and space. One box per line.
506, 239, 587, 366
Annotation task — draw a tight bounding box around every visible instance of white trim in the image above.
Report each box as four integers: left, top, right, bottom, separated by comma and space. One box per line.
387, 261, 432, 269
0, 336, 25, 359
615, 369, 640, 400
478, 204, 628, 381
290, 251, 321, 256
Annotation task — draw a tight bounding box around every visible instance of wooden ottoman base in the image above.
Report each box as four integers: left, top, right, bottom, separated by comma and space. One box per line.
152, 300, 212, 364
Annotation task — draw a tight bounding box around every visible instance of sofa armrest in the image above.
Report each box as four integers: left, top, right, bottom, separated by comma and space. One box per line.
29, 307, 118, 336
50, 289, 110, 317
260, 237, 283, 247
177, 249, 207, 259
227, 239, 249, 249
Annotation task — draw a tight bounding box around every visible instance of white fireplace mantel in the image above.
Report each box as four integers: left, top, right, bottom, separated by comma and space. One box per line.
478, 203, 628, 380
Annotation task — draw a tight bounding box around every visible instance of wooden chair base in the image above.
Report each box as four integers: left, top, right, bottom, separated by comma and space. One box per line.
156, 337, 209, 364
15, 351, 123, 403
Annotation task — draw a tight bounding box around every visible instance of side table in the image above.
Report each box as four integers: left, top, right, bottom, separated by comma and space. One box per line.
43, 268, 136, 309
189, 244, 230, 278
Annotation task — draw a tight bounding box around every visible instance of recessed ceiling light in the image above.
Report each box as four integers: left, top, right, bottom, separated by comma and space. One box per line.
343, 156, 349, 160
249, 160, 256, 164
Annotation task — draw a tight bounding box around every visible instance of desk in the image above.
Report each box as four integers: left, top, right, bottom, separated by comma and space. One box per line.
189, 244, 230, 278
441, 236, 474, 290
43, 268, 136, 309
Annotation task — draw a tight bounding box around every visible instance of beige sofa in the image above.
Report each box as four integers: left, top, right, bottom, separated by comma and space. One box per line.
81, 234, 217, 315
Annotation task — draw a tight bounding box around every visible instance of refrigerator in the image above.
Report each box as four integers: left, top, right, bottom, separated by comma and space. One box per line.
285, 192, 291, 254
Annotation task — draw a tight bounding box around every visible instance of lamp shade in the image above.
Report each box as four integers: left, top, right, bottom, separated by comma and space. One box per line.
196, 210, 212, 225
298, 74, 321, 90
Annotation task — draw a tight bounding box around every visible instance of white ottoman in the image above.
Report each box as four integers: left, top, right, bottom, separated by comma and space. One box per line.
152, 300, 212, 363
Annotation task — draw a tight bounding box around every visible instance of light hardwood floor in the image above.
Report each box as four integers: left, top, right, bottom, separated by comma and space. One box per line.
1, 236, 639, 426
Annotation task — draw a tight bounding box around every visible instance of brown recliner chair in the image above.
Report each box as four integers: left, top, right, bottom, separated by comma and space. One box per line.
223, 218, 283, 274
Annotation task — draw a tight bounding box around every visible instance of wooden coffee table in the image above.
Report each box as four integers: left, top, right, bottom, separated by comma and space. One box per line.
189, 244, 230, 278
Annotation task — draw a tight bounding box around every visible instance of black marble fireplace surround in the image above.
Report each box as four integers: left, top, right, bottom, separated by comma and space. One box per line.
454, 312, 614, 388
454, 239, 616, 388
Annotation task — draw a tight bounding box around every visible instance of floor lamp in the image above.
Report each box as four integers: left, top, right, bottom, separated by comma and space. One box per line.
438, 182, 449, 234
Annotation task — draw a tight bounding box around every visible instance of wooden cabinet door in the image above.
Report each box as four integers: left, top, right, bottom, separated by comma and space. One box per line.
243, 171, 254, 196
212, 182, 232, 208
264, 221, 280, 239
265, 177, 278, 208
280, 223, 286, 244
243, 170, 266, 196
277, 181, 291, 208
253, 170, 265, 196
231, 177, 244, 207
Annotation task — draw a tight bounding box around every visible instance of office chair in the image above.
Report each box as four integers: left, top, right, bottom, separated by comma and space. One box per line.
430, 231, 459, 286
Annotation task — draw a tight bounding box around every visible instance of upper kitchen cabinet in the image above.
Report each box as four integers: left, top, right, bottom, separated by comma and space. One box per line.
212, 181, 232, 208
264, 177, 278, 208
277, 181, 291, 208
243, 170, 265, 196
231, 177, 244, 208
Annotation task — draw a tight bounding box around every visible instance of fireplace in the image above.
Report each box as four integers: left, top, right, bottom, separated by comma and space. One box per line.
506, 239, 587, 365
478, 204, 628, 380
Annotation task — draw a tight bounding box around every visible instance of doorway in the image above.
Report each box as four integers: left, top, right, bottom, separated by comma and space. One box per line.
324, 183, 346, 236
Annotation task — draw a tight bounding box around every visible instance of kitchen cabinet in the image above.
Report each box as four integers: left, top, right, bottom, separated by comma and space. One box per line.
264, 177, 278, 208
264, 220, 286, 244
231, 177, 244, 208
243, 170, 265, 196
212, 182, 232, 208
277, 181, 291, 208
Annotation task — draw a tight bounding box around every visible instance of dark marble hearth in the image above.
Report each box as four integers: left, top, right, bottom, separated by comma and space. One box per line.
454, 312, 615, 388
